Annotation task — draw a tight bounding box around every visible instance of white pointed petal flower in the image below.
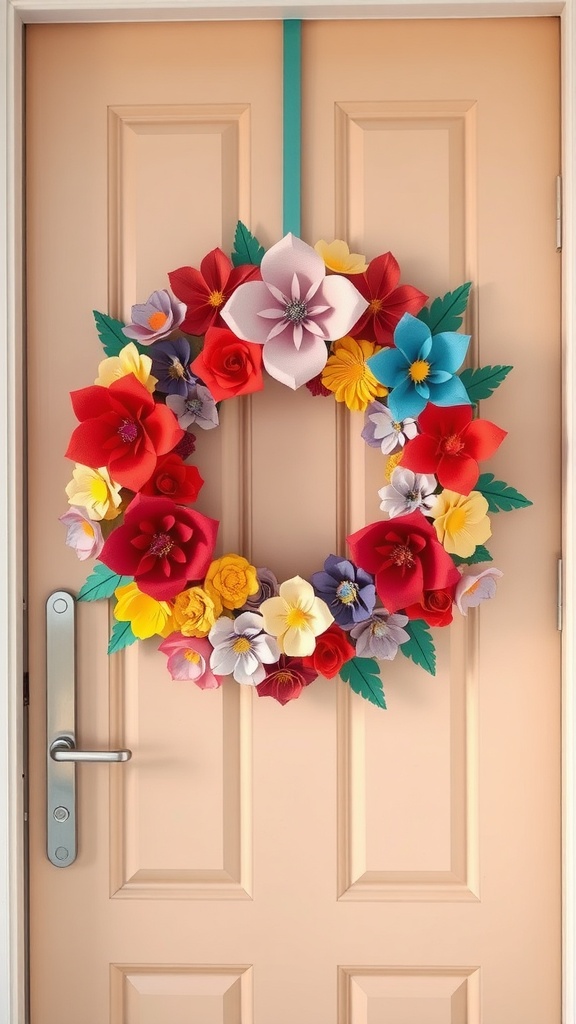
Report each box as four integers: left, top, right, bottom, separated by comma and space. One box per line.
282, 624, 316, 657
208, 617, 236, 646
260, 234, 326, 297
259, 307, 286, 320
291, 272, 301, 301
221, 281, 276, 343
315, 275, 369, 340
232, 651, 261, 684
210, 642, 239, 676
279, 576, 315, 611
263, 334, 328, 389
252, 633, 280, 663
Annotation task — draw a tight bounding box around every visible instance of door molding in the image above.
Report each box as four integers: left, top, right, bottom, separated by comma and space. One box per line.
2, 3, 571, 1022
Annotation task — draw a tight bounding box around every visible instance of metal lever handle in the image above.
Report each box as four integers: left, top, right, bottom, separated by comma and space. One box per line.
50, 737, 131, 763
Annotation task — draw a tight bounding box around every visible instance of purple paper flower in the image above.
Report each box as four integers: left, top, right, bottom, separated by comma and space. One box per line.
150, 337, 193, 397
166, 381, 219, 431
311, 554, 376, 629
221, 233, 368, 390
240, 567, 280, 613
362, 401, 418, 454
59, 506, 104, 560
122, 289, 186, 344
350, 609, 410, 659
209, 611, 280, 685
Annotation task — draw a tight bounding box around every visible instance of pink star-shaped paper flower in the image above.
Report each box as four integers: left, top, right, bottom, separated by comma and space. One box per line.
220, 234, 368, 390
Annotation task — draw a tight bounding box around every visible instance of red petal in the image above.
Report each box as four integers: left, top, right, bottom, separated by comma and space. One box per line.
227, 262, 262, 289
65, 418, 118, 469
365, 252, 401, 297
143, 404, 184, 457
70, 384, 112, 422
376, 561, 424, 613
168, 265, 209, 305
401, 434, 439, 474
383, 284, 428, 316
418, 402, 472, 437
418, 535, 461, 592
108, 447, 157, 491
200, 247, 233, 292
436, 453, 479, 495
464, 419, 508, 461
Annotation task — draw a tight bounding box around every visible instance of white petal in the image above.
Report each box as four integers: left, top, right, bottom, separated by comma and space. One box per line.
210, 643, 239, 676
234, 611, 265, 633
221, 281, 279, 343
314, 276, 369, 340
208, 617, 236, 646
263, 334, 328, 390
279, 576, 315, 611
261, 234, 326, 298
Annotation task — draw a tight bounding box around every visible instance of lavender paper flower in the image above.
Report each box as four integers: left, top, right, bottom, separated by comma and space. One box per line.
166, 381, 219, 431
150, 337, 193, 397
350, 609, 410, 660
240, 567, 280, 613
311, 554, 375, 629
122, 289, 185, 344
362, 401, 417, 455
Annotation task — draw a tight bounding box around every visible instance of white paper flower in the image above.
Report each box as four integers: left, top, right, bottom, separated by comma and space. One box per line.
378, 467, 438, 518
166, 382, 219, 431
59, 506, 103, 560
362, 402, 417, 455
455, 567, 503, 615
208, 611, 279, 685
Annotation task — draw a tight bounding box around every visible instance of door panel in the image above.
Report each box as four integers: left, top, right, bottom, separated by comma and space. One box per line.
26, 19, 561, 1024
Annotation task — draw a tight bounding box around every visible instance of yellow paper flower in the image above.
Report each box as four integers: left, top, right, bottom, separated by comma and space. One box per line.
65, 464, 122, 521
321, 336, 388, 412
204, 554, 259, 611
95, 342, 158, 393
431, 489, 491, 558
171, 585, 222, 637
314, 239, 368, 274
260, 575, 333, 657
385, 450, 403, 482
114, 582, 172, 640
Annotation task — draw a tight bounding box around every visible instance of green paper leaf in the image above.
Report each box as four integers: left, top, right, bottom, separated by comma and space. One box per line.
417, 282, 472, 334
108, 620, 138, 655
400, 620, 436, 676
339, 657, 387, 709
93, 310, 129, 357
231, 221, 266, 268
459, 364, 513, 403
77, 564, 133, 602
475, 472, 533, 512
451, 545, 493, 567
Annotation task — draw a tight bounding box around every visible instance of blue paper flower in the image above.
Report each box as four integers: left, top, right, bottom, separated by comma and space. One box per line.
311, 554, 376, 629
150, 337, 193, 397
367, 313, 471, 421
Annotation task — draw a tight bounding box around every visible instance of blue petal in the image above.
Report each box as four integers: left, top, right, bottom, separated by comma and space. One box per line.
414, 381, 430, 399
429, 331, 471, 374
367, 347, 407, 387
323, 554, 345, 577
388, 378, 427, 420
428, 375, 472, 407
428, 369, 452, 384
393, 313, 432, 362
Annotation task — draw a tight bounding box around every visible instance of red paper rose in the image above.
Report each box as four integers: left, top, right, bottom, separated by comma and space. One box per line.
169, 248, 261, 336
140, 453, 204, 504
256, 655, 318, 706
404, 586, 456, 627
401, 403, 507, 495
303, 623, 355, 679
65, 374, 183, 492
346, 252, 428, 346
190, 325, 264, 402
347, 511, 461, 614
99, 494, 219, 600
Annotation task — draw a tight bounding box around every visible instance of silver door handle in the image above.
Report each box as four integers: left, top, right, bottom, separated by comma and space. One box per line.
46, 590, 132, 868
49, 737, 131, 763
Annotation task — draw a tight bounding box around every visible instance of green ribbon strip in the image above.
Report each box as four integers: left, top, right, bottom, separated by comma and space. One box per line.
283, 20, 302, 237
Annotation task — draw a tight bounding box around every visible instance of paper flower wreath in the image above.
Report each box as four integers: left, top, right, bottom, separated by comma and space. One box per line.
61, 223, 531, 709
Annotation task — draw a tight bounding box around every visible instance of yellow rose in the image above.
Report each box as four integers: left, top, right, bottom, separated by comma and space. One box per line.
204, 554, 259, 611
171, 586, 222, 637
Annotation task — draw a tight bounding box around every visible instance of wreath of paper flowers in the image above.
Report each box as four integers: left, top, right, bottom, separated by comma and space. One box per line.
60, 223, 531, 709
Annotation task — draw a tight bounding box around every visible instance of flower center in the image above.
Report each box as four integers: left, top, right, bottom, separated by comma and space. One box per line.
286, 607, 309, 629
168, 359, 186, 379
118, 418, 138, 444
391, 543, 415, 569
446, 508, 467, 534
441, 433, 464, 455
371, 620, 389, 638
408, 359, 430, 383
147, 310, 168, 331
81, 521, 95, 537
284, 299, 308, 324
275, 670, 293, 686
185, 397, 203, 415
149, 532, 173, 558
89, 477, 108, 503
369, 298, 383, 314
393, 421, 403, 432
184, 649, 201, 664
208, 290, 225, 309
336, 580, 358, 605
233, 636, 252, 654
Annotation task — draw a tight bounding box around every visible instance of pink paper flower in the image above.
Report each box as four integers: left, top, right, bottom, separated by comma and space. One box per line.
59, 506, 103, 560
455, 567, 503, 615
221, 233, 368, 390
122, 289, 186, 344
158, 632, 223, 688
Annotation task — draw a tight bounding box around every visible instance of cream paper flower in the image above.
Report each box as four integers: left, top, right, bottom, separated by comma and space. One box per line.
65, 464, 122, 521
260, 575, 334, 657
95, 342, 158, 393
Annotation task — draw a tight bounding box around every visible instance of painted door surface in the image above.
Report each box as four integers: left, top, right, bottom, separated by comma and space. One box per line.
26, 19, 561, 1024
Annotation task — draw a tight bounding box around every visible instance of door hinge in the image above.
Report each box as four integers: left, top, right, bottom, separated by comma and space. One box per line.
558, 557, 563, 631
556, 175, 563, 252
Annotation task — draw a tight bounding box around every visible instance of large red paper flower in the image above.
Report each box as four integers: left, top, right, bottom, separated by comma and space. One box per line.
190, 325, 264, 401
140, 453, 204, 504
403, 586, 456, 627
347, 512, 461, 614
303, 623, 355, 679
168, 248, 261, 336
65, 375, 183, 493
346, 252, 428, 347
256, 655, 318, 705
401, 403, 507, 495
100, 494, 219, 600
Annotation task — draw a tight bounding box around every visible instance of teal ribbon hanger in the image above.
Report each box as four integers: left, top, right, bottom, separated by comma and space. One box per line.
283, 20, 302, 237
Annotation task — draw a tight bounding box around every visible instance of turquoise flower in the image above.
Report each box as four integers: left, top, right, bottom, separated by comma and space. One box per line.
367, 313, 471, 420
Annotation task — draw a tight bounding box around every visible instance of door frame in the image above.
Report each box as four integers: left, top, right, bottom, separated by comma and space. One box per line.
1, 2, 572, 1022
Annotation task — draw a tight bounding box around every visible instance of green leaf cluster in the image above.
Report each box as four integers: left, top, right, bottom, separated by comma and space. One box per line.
340, 657, 387, 709
400, 620, 436, 676
417, 282, 472, 335
231, 221, 266, 267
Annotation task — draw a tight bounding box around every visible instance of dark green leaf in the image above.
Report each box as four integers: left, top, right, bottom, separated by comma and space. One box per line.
400, 620, 436, 676
417, 282, 472, 334
93, 310, 129, 357
451, 545, 493, 567
475, 473, 533, 512
108, 620, 138, 655
77, 564, 133, 602
231, 221, 266, 268
339, 657, 386, 709
459, 364, 513, 403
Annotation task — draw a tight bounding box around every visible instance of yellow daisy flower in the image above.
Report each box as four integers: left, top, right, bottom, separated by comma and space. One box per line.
321, 336, 388, 412
95, 342, 158, 393
314, 239, 368, 274
114, 582, 172, 640
431, 489, 491, 558
65, 464, 122, 521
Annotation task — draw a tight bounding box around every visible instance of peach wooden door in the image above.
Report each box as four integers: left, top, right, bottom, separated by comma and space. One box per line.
26, 18, 561, 1024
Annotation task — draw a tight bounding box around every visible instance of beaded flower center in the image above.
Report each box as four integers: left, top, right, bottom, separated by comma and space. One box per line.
168, 359, 186, 380
208, 290, 225, 309
149, 532, 173, 558
233, 636, 252, 654
391, 543, 415, 569
371, 620, 389, 638
118, 418, 138, 444
441, 433, 464, 455
409, 359, 430, 383
284, 299, 308, 324
147, 311, 168, 331
336, 580, 358, 605
185, 398, 203, 415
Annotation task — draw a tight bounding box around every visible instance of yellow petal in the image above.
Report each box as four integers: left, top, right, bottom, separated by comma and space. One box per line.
281, 624, 316, 657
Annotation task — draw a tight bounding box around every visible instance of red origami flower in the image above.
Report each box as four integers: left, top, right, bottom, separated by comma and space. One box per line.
65, 375, 183, 493
346, 252, 428, 347
140, 453, 204, 504
303, 623, 355, 679
99, 494, 219, 600
190, 325, 264, 402
168, 248, 261, 336
404, 586, 456, 627
401, 404, 507, 495
347, 512, 461, 614
256, 655, 318, 706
